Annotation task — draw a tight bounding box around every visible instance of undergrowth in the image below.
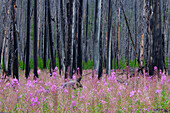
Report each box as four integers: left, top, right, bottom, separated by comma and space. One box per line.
0, 68, 169, 112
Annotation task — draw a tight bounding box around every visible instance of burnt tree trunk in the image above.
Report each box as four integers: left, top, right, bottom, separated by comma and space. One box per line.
34, 0, 38, 78
59, 0, 65, 75
25, 0, 31, 78
56, 0, 62, 74
84, 0, 89, 63
72, 0, 77, 73
149, 0, 163, 75
12, 0, 19, 80
47, 0, 56, 71
77, 0, 83, 75
66, 0, 73, 79
43, 0, 47, 69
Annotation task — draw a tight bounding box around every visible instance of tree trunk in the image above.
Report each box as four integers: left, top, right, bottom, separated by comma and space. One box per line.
12, 0, 19, 80
56, 0, 61, 75
34, 0, 38, 78
84, 0, 89, 63
47, 0, 56, 71
144, 0, 150, 72
149, 0, 163, 75
117, 8, 120, 69
134, 0, 137, 66
106, 0, 112, 75
65, 0, 73, 79
77, 0, 83, 75
168, 5, 170, 75
25, 0, 31, 78
93, 0, 101, 72
98, 0, 103, 80
72, 0, 77, 74
59, 0, 65, 75
125, 26, 129, 66
1, 0, 10, 76
140, 34, 144, 65
43, 0, 47, 69
8, 24, 12, 76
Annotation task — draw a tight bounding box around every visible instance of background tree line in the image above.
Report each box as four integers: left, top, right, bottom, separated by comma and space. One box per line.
0, 0, 169, 80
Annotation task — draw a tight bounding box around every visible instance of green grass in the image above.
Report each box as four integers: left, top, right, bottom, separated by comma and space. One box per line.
2, 57, 168, 72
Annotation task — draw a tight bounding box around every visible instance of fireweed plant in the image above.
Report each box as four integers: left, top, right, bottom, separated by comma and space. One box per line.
0, 67, 169, 112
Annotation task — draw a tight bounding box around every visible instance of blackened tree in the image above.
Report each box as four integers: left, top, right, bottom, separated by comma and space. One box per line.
25, 0, 31, 78
34, 0, 38, 78
77, 0, 83, 75
12, 0, 19, 80
149, 0, 163, 75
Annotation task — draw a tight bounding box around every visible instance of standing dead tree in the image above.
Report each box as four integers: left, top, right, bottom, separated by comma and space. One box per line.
25, 0, 31, 78
106, 0, 112, 75
1, 0, 10, 77
77, 0, 83, 76
93, 0, 102, 72
33, 0, 38, 78
149, 0, 163, 75
47, 0, 56, 72
12, 0, 19, 80
120, 1, 144, 75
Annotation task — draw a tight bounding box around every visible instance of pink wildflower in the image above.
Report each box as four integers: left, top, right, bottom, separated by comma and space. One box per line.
100, 100, 107, 104
53, 72, 57, 76
48, 81, 52, 86
37, 69, 41, 75
6, 83, 10, 88
161, 75, 166, 84
72, 100, 76, 107
119, 85, 125, 90
51, 85, 57, 91
26, 80, 34, 88
40, 81, 43, 84
34, 97, 38, 103
30, 103, 35, 106
143, 108, 147, 111
73, 75, 76, 80
29, 93, 33, 98
168, 79, 170, 83
54, 67, 58, 71
18, 95, 22, 98
137, 89, 141, 94
130, 91, 136, 97
111, 97, 116, 103
107, 88, 111, 92
155, 90, 159, 93
154, 66, 157, 70
117, 91, 121, 96
104, 82, 108, 86
83, 85, 87, 89
143, 86, 147, 92
64, 89, 68, 93
33, 80, 37, 84
135, 99, 138, 102
80, 95, 85, 99
31, 97, 35, 103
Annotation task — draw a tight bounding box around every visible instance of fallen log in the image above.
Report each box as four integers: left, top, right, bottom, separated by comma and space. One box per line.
62, 77, 82, 89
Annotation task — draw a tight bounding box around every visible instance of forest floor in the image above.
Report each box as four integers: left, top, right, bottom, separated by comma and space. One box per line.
0, 68, 169, 112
